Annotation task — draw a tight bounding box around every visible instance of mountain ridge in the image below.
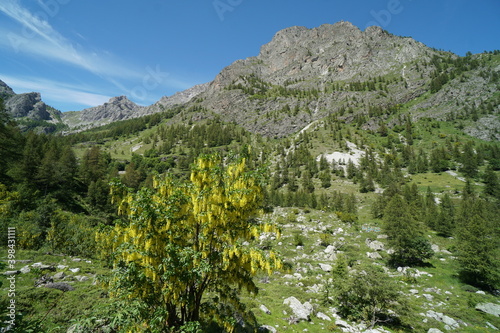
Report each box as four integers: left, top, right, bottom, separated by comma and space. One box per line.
2, 21, 499, 139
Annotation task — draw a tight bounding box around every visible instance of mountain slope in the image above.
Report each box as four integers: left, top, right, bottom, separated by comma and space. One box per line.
172, 21, 498, 138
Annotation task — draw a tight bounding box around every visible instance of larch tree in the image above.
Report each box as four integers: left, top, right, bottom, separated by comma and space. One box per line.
96, 154, 282, 332
383, 195, 434, 266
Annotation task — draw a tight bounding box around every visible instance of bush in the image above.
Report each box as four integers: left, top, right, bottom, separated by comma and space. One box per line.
332, 265, 407, 328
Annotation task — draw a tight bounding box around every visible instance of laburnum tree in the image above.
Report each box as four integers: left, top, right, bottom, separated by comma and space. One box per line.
96, 154, 282, 332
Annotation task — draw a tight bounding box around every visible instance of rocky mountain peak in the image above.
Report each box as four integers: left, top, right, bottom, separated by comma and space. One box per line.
0, 79, 15, 99
4, 92, 51, 120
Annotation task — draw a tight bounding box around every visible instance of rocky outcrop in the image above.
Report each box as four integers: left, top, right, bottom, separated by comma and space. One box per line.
0, 80, 63, 126
0, 79, 15, 100
4, 92, 51, 120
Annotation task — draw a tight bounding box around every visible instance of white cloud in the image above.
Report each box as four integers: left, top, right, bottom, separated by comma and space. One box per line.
0, 1, 143, 80
0, 0, 195, 106
1, 74, 112, 108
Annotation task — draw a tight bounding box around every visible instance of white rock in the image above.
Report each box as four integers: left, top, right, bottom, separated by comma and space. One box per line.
368, 240, 385, 251
75, 275, 89, 282
319, 263, 333, 272
427, 329, 443, 333
283, 296, 312, 321
316, 312, 331, 321
260, 325, 277, 333
476, 303, 500, 317
259, 304, 271, 315
324, 245, 336, 254
57, 265, 68, 270
367, 252, 382, 259
20, 265, 31, 274
69, 268, 80, 273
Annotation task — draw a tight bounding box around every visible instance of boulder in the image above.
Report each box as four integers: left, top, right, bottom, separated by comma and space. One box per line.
367, 252, 382, 259
476, 303, 500, 317
316, 312, 331, 321
427, 329, 443, 333
367, 240, 384, 251
319, 263, 333, 272
283, 296, 312, 321
259, 325, 277, 333
53, 271, 66, 280
259, 304, 271, 315
20, 265, 31, 274
324, 245, 336, 254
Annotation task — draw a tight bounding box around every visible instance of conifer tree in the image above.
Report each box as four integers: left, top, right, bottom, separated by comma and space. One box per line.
436, 193, 455, 237
383, 195, 433, 266
455, 196, 500, 289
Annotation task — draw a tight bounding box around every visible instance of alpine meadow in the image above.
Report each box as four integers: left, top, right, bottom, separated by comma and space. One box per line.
1, 20, 500, 333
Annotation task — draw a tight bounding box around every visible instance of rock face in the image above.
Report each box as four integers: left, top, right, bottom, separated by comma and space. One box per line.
0, 80, 63, 126
5, 92, 50, 120
0, 79, 15, 100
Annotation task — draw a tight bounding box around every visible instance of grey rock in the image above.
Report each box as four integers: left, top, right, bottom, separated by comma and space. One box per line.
476, 303, 500, 317
5, 92, 50, 120
427, 329, 444, 333
283, 296, 312, 321
426, 310, 459, 329
20, 265, 31, 274
316, 312, 331, 321
367, 252, 382, 259
324, 245, 336, 254
485, 322, 498, 330
69, 268, 80, 273
45, 282, 75, 292
319, 263, 333, 272
259, 304, 271, 315
367, 240, 385, 251
53, 272, 66, 280
259, 325, 277, 333
3, 270, 20, 276
75, 275, 89, 282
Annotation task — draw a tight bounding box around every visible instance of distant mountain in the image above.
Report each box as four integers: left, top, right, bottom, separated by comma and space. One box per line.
3, 21, 499, 139
0, 79, 63, 124
171, 21, 498, 138
62, 96, 144, 131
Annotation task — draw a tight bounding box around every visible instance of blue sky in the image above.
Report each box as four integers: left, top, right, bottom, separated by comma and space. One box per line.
0, 0, 499, 111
